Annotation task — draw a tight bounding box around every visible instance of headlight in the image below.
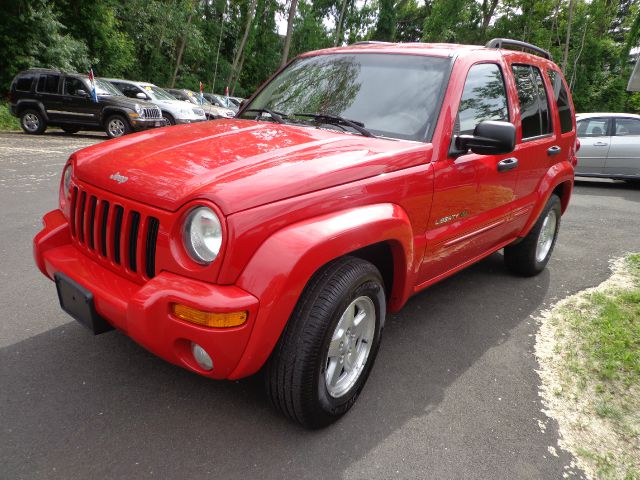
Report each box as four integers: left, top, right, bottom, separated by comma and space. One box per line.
60, 163, 73, 212
62, 164, 72, 199
134, 103, 142, 114
183, 207, 222, 264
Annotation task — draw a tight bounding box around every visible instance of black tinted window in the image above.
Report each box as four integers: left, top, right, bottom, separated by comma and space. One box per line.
614, 118, 640, 136
15, 76, 34, 91
37, 74, 60, 94
64, 77, 87, 96
547, 70, 573, 133
532, 68, 552, 135
577, 118, 610, 137
244, 53, 451, 141
512, 65, 553, 139
457, 63, 509, 135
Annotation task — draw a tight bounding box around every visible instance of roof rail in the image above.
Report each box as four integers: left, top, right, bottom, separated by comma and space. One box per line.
352, 41, 393, 46
485, 38, 552, 60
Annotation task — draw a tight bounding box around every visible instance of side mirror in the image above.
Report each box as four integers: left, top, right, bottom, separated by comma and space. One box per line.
136, 92, 148, 100
76, 89, 88, 97
455, 120, 516, 156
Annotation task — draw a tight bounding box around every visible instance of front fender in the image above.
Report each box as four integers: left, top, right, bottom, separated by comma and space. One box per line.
229, 203, 414, 379
519, 160, 574, 237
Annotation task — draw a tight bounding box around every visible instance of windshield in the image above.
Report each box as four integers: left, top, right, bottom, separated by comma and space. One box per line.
144, 85, 177, 101
241, 53, 450, 141
95, 79, 122, 96
185, 90, 211, 105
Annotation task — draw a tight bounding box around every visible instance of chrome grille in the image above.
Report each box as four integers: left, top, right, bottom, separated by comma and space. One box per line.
143, 107, 161, 119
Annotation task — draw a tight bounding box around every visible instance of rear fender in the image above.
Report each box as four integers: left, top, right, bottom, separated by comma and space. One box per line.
519, 161, 574, 237
16, 100, 48, 120
229, 203, 414, 379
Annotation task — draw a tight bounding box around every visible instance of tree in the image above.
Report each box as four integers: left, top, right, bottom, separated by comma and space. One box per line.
282, 0, 299, 67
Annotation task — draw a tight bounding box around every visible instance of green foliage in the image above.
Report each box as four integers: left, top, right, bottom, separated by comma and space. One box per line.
0, 102, 20, 131
0, 0, 638, 112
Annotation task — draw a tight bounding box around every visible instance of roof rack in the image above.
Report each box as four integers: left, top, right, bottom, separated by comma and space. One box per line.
352, 41, 393, 46
485, 38, 552, 60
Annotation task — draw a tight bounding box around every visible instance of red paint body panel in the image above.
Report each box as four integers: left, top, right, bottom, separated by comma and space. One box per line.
33, 42, 576, 380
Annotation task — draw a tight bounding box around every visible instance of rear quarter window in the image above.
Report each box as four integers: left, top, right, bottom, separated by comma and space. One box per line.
15, 76, 34, 92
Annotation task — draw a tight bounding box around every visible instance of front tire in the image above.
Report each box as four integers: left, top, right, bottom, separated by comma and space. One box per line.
105, 114, 131, 138
20, 109, 46, 135
265, 256, 385, 428
504, 194, 562, 276
162, 112, 175, 126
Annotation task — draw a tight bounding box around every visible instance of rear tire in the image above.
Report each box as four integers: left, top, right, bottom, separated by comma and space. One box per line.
504, 194, 562, 276
105, 114, 131, 138
61, 126, 80, 134
20, 109, 46, 135
265, 256, 385, 428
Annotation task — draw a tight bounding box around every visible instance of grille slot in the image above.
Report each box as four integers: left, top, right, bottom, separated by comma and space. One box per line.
88, 196, 97, 249
128, 212, 140, 272
145, 217, 160, 278
100, 201, 110, 257
113, 206, 124, 264
69, 186, 160, 282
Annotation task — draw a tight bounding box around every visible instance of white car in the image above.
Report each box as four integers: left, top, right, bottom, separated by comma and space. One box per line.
166, 88, 235, 120
576, 112, 640, 181
104, 79, 206, 126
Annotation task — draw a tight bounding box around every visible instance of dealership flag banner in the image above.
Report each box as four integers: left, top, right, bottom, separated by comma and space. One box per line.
199, 82, 204, 104
88, 69, 98, 103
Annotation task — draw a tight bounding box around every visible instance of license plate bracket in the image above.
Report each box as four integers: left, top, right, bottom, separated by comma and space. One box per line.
54, 273, 113, 334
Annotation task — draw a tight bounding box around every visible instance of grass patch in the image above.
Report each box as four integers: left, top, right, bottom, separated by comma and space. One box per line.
536, 254, 640, 479
0, 101, 20, 131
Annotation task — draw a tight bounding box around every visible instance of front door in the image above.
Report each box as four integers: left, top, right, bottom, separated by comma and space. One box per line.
61, 76, 101, 126
420, 62, 517, 284
605, 117, 640, 177
575, 117, 612, 175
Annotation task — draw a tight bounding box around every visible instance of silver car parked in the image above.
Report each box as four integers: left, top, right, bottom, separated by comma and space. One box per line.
575, 113, 640, 181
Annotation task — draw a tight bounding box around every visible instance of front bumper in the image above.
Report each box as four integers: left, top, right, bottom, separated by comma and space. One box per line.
34, 209, 259, 379
175, 117, 206, 125
130, 117, 165, 131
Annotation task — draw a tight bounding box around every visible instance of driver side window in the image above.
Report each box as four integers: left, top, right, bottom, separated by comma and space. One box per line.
456, 63, 509, 135
64, 77, 86, 96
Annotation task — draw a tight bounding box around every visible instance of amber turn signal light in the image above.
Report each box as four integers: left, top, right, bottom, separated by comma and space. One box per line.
172, 304, 247, 328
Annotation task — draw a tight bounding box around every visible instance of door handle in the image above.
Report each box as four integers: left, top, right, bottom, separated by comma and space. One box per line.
497, 157, 518, 172
593, 141, 608, 146
547, 145, 562, 156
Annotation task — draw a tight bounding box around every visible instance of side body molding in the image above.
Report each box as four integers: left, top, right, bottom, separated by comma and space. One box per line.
229, 203, 414, 379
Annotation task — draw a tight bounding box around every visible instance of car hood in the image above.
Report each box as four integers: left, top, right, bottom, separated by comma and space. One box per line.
100, 95, 156, 109
72, 119, 431, 214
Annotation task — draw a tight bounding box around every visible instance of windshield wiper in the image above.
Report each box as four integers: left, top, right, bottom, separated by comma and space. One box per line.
294, 113, 375, 138
243, 108, 288, 124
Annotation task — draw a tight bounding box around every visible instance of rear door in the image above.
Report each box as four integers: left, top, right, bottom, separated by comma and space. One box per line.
575, 117, 612, 175
35, 73, 64, 121
605, 117, 640, 177
510, 64, 557, 203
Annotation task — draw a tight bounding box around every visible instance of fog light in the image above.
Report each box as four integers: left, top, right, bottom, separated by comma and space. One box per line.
191, 342, 213, 371
172, 304, 247, 328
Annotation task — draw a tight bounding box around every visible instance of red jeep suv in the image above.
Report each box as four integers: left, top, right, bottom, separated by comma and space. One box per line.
34, 39, 577, 428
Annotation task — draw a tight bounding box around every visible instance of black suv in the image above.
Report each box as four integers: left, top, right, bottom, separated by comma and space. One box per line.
9, 69, 164, 138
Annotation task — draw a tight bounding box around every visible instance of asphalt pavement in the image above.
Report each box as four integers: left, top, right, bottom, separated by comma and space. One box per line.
1, 130, 639, 479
